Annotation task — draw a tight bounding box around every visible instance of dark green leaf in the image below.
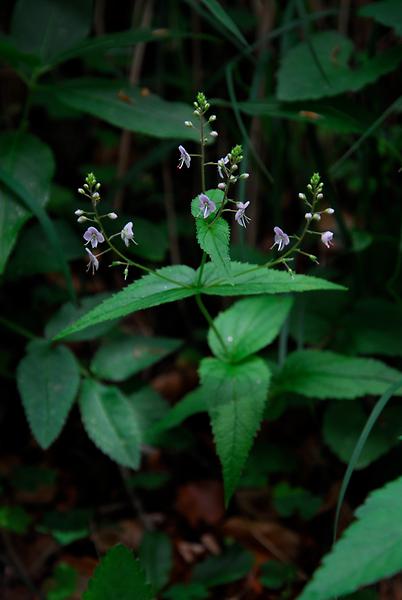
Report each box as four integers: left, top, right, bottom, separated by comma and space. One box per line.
17, 343, 80, 449
39, 509, 90, 545
272, 482, 321, 520
192, 544, 253, 586
200, 0, 248, 47
140, 531, 172, 592
359, 0, 402, 37
260, 560, 297, 590
196, 218, 232, 282
46, 562, 78, 600
0, 506, 31, 534
148, 388, 207, 436
163, 583, 208, 600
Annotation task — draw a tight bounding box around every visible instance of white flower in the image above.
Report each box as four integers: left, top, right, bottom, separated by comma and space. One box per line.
235, 201, 251, 228
85, 248, 99, 275
121, 222, 137, 247
83, 226, 105, 248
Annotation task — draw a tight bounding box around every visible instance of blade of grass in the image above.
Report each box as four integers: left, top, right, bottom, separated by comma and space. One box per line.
0, 166, 76, 302
200, 0, 248, 49
333, 377, 402, 543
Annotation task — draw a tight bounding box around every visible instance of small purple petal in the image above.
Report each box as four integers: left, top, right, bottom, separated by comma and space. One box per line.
121, 221, 136, 247
321, 231, 334, 248
178, 145, 191, 169
217, 155, 229, 179
272, 226, 290, 252
83, 226, 105, 249
235, 201, 251, 227
199, 193, 216, 219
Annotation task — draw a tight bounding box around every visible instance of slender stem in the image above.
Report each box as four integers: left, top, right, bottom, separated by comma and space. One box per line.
195, 294, 227, 355
200, 117, 206, 192
0, 317, 36, 340
197, 251, 207, 287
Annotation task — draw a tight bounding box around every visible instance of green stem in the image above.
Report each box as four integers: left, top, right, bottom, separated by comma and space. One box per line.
0, 317, 36, 340
195, 294, 227, 356
197, 251, 207, 287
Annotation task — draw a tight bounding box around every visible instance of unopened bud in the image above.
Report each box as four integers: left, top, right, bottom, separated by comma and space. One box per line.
184, 120, 193, 127
231, 164, 238, 171
107, 212, 118, 220
83, 183, 89, 189
210, 131, 218, 138
312, 213, 321, 221
77, 216, 88, 223
78, 188, 85, 195
299, 193, 306, 201
95, 182, 101, 190
325, 208, 334, 214
308, 254, 318, 262
240, 173, 249, 179
317, 193, 323, 200
92, 192, 100, 200
229, 175, 237, 183
305, 212, 313, 220
209, 115, 216, 122
218, 182, 226, 190
74, 209, 84, 216
307, 184, 312, 191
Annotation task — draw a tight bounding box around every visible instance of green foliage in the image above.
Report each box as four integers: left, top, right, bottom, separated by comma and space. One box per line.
272, 482, 321, 520
163, 583, 208, 600
91, 335, 182, 382
0, 505, 31, 533
39, 509, 90, 545
192, 544, 253, 586
17, 342, 80, 449
196, 218, 232, 282
128, 387, 170, 443
148, 388, 207, 435
260, 560, 297, 589
45, 562, 78, 600
359, 0, 402, 36
49, 79, 203, 140
298, 476, 402, 600
200, 0, 247, 47
323, 402, 402, 469
83, 544, 153, 600
273, 350, 402, 399
11, 466, 56, 490
277, 31, 402, 101
0, 133, 54, 275
208, 295, 293, 361
200, 356, 271, 503
140, 531, 172, 592
79, 380, 143, 469
54, 266, 197, 339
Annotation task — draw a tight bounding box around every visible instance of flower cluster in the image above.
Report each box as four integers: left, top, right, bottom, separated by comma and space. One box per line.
74, 173, 137, 275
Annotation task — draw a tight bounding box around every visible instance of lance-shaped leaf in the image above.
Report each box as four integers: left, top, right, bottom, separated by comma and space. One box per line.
17, 342, 80, 448
208, 295, 293, 361
298, 475, 402, 600
83, 544, 153, 600
200, 356, 271, 504
79, 380, 143, 469
53, 265, 196, 339
199, 261, 345, 295
272, 350, 402, 400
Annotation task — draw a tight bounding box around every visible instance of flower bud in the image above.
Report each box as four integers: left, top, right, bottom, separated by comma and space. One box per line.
218, 183, 226, 190
229, 175, 237, 183
107, 212, 118, 220
231, 164, 238, 171
92, 192, 100, 200
209, 115, 216, 122
325, 208, 334, 214
210, 131, 218, 138
305, 212, 312, 220
299, 193, 306, 201
307, 184, 312, 191
78, 188, 85, 195
75, 209, 84, 216
312, 213, 321, 221
84, 183, 89, 189
240, 173, 250, 179
95, 182, 101, 190
77, 216, 88, 223
317, 193, 323, 200
184, 120, 193, 127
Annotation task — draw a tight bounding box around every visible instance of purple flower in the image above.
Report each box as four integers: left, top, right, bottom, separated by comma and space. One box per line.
217, 155, 229, 178
321, 231, 334, 248
199, 193, 216, 219
85, 248, 99, 275
235, 201, 251, 227
121, 222, 136, 247
83, 226, 105, 249
178, 145, 191, 169
272, 226, 290, 252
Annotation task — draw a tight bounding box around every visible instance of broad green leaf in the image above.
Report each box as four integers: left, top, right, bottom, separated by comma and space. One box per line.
359, 0, 402, 37
260, 560, 297, 590
79, 380, 143, 469
128, 387, 170, 443
148, 388, 207, 436
140, 531, 172, 592
128, 472, 170, 491
298, 476, 402, 600
200, 0, 248, 48
200, 356, 271, 503
11, 0, 92, 63
272, 482, 321, 520
45, 294, 118, 343
323, 403, 402, 469
0, 34, 40, 73
91, 335, 182, 382
199, 261, 345, 295
196, 218, 232, 282
46, 562, 78, 600
272, 351, 402, 400
0, 506, 31, 533
83, 544, 153, 600
208, 295, 293, 361
17, 343, 80, 449
53, 265, 196, 340
192, 544, 253, 586
0, 133, 54, 275
39, 509, 90, 545
277, 31, 402, 101
47, 79, 204, 141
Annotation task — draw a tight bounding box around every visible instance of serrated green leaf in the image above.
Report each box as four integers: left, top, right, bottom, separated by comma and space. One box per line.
196, 218, 232, 282
260, 560, 297, 590
17, 343, 80, 449
47, 79, 204, 141
323, 402, 402, 469
200, 356, 271, 503
79, 380, 142, 469
53, 266, 196, 340
208, 295, 293, 361
140, 531, 172, 592
128, 387, 170, 443
359, 0, 402, 37
0, 133, 54, 275
11, 0, 92, 64
192, 544, 253, 586
0, 506, 31, 534
273, 351, 402, 400
83, 544, 153, 600
298, 476, 402, 600
91, 335, 182, 382
199, 261, 345, 295
163, 583, 209, 600
277, 31, 402, 101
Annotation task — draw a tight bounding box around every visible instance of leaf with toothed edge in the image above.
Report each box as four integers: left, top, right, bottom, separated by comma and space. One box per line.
196, 217, 232, 283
